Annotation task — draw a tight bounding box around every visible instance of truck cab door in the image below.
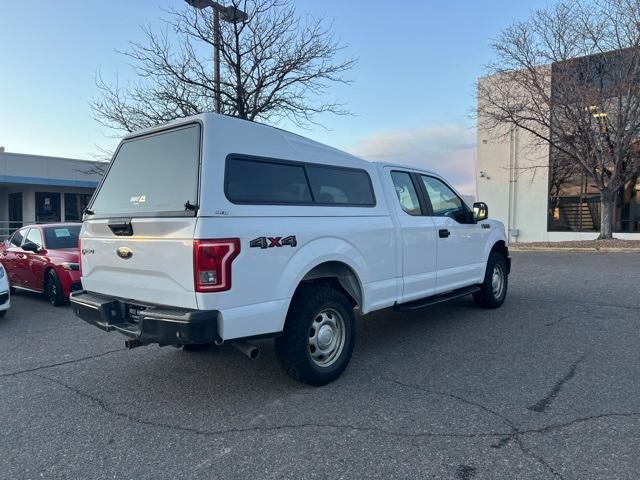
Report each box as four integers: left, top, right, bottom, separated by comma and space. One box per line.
385, 168, 438, 303
417, 175, 488, 292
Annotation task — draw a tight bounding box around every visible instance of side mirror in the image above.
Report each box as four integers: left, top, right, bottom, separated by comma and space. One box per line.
22, 241, 40, 253
473, 202, 489, 222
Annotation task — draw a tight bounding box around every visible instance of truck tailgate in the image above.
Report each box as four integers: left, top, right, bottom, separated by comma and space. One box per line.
80, 217, 197, 309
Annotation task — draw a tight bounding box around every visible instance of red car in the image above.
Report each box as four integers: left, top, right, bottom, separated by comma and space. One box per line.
0, 223, 82, 306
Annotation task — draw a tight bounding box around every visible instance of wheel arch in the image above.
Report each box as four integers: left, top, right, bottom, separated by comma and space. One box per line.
295, 260, 364, 310
276, 237, 369, 332
486, 240, 511, 275
490, 240, 509, 259
278, 236, 369, 301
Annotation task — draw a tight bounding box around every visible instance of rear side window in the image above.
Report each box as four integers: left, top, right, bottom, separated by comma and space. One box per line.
226, 159, 312, 203
89, 124, 200, 216
307, 166, 375, 205
226, 156, 375, 206
391, 171, 422, 215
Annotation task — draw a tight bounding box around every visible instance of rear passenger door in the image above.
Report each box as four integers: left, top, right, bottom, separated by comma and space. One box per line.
418, 175, 487, 291
387, 169, 437, 302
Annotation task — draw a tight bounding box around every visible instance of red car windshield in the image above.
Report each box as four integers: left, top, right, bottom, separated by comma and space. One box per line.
43, 226, 81, 249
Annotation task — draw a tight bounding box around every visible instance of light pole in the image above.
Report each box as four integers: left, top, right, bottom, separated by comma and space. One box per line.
184, 0, 248, 113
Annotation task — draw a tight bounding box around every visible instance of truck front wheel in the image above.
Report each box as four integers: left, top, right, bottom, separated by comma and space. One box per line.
275, 285, 356, 386
473, 251, 508, 308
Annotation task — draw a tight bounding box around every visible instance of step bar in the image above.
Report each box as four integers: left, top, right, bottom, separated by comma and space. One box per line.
394, 285, 480, 312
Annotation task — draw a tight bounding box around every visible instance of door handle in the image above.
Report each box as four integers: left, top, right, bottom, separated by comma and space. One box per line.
439, 229, 450, 238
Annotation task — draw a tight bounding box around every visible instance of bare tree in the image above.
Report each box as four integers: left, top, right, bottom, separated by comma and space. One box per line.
92, 0, 356, 135
478, 0, 640, 238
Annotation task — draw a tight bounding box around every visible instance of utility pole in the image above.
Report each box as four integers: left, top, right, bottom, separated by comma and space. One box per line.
184, 1, 248, 113
213, 7, 221, 113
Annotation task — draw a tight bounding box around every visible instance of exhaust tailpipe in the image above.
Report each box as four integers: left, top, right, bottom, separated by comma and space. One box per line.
231, 342, 260, 360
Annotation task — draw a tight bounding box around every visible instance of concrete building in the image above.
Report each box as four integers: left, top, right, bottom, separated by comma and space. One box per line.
476, 69, 640, 243
0, 149, 103, 237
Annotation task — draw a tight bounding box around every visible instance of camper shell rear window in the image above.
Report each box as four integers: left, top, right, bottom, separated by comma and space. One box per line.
88, 123, 201, 218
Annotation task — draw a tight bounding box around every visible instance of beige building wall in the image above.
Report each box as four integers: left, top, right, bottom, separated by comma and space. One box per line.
477, 125, 551, 243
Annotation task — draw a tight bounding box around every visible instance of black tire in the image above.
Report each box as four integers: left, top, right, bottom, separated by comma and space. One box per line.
182, 343, 212, 351
275, 285, 356, 386
45, 270, 67, 306
0, 310, 6, 318
473, 251, 508, 309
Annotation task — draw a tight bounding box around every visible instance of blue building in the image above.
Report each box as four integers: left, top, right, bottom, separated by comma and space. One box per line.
0, 149, 103, 237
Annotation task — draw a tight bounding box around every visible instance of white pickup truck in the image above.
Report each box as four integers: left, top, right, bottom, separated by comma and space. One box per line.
71, 113, 510, 385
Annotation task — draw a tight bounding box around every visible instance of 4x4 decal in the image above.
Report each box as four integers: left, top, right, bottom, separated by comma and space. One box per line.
250, 236, 297, 249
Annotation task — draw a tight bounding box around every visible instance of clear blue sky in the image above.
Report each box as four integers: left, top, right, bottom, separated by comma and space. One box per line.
0, 0, 548, 193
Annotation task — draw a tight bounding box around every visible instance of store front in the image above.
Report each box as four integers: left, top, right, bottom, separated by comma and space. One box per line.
0, 150, 103, 238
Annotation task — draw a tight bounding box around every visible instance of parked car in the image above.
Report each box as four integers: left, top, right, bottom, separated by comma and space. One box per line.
0, 223, 82, 306
71, 114, 510, 385
0, 263, 10, 317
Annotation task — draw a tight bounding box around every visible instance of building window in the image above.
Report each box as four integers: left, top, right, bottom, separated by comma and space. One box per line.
35, 192, 61, 223
8, 192, 22, 232
547, 50, 640, 233
547, 154, 600, 232
547, 152, 640, 232
65, 193, 93, 221
619, 178, 640, 232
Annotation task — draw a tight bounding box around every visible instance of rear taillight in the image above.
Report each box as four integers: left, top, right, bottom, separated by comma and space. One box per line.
193, 239, 240, 292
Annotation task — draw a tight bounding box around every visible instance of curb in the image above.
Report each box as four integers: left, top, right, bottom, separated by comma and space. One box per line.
510, 246, 640, 253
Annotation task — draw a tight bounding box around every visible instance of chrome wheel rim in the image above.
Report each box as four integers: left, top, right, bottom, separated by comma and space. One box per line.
308, 308, 346, 367
491, 264, 505, 299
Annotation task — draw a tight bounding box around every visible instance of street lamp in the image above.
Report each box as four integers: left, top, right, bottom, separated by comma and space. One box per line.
184, 0, 248, 113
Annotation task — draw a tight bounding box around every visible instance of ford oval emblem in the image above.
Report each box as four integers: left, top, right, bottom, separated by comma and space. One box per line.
117, 247, 133, 259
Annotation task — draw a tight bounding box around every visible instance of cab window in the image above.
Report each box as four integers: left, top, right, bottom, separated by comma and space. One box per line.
420, 176, 470, 224
391, 171, 422, 216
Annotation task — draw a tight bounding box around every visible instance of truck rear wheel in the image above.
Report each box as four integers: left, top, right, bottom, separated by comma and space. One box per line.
473, 251, 508, 308
275, 285, 355, 386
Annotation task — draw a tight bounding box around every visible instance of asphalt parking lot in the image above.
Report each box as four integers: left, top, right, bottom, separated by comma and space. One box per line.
1, 251, 639, 480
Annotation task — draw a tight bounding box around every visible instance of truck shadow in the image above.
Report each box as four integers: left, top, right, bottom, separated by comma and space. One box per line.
110, 295, 490, 393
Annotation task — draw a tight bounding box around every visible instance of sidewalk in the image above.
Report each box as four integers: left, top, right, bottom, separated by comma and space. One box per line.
510, 239, 640, 252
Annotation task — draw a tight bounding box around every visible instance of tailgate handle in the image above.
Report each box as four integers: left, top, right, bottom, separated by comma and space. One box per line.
108, 219, 134, 236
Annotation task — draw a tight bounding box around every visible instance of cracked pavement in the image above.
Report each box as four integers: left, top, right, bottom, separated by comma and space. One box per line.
1, 251, 639, 479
